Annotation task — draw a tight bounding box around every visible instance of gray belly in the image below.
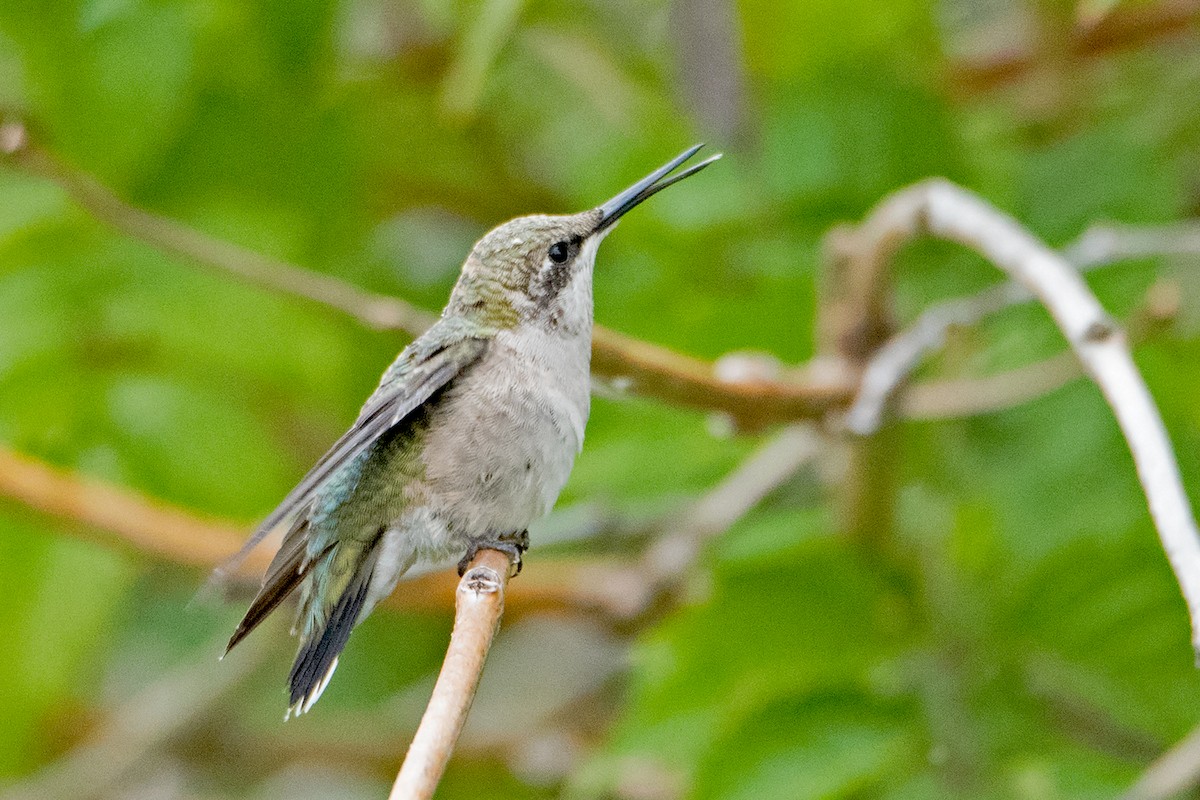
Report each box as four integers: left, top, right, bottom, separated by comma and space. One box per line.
416, 328, 591, 543
360, 328, 592, 611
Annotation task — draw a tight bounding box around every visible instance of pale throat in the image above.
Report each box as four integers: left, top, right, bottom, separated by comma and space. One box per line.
539, 233, 603, 336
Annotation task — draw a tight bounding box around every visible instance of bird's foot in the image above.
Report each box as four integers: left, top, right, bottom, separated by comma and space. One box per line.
458, 530, 529, 577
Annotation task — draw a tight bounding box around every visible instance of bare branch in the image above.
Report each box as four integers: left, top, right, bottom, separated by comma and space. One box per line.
1066, 220, 1200, 265
5, 130, 436, 334
1124, 722, 1200, 800
566, 425, 828, 624
946, 0, 1200, 97
850, 225, 1192, 433
837, 178, 1200, 652
642, 424, 823, 589
0, 423, 826, 627
0, 447, 258, 572
846, 282, 1025, 434
899, 351, 1081, 421
390, 549, 512, 800
820, 210, 903, 547
0, 444, 629, 617
590, 327, 854, 430
0, 120, 854, 429
843, 212, 1200, 436
896, 280, 1181, 421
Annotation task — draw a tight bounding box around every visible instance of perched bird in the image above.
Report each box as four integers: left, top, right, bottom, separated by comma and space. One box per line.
219, 145, 721, 717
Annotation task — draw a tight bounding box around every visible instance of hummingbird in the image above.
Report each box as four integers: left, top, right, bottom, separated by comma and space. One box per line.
219, 144, 720, 717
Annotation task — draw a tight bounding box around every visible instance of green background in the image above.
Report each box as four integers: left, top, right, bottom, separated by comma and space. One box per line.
2, 0, 1200, 797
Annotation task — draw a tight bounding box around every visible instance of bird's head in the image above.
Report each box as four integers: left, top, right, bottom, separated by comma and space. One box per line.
447, 144, 720, 332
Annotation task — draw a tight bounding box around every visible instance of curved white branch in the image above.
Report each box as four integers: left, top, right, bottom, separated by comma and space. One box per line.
845, 179, 1200, 653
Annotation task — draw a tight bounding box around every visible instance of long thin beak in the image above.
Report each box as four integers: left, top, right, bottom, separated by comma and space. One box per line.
594, 143, 722, 233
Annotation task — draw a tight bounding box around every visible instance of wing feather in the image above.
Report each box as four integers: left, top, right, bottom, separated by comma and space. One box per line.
223, 517, 316, 655
213, 324, 488, 594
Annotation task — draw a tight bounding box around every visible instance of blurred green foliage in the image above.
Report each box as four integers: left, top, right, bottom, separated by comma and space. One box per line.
2, 0, 1200, 798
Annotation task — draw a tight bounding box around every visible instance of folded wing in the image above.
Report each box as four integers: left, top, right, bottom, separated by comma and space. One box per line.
221, 323, 489, 654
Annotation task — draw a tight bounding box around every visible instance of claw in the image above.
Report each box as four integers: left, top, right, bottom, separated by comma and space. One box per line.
457, 531, 529, 577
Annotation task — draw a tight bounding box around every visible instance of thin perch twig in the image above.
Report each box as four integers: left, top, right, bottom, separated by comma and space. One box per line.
839, 178, 1200, 652
389, 549, 512, 800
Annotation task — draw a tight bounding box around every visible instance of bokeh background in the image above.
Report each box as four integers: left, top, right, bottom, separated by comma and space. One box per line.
4, 1, 1200, 798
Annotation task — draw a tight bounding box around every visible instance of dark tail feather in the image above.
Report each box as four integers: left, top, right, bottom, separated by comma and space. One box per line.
224, 519, 315, 656
285, 556, 377, 717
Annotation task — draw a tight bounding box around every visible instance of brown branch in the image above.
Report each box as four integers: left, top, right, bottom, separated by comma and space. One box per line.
838, 178, 1200, 652
947, 0, 1200, 97
589, 326, 852, 429
0, 427, 823, 626
0, 444, 626, 617
390, 549, 511, 800
3, 126, 436, 334
0, 447, 258, 572
0, 119, 853, 430
0, 422, 823, 628
820, 211, 903, 546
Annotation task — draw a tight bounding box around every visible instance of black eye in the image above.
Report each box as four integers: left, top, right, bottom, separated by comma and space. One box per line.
548, 241, 570, 263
